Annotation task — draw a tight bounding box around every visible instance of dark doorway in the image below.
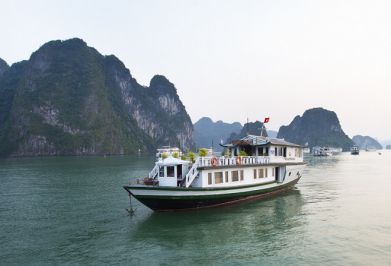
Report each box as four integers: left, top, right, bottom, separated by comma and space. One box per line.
275, 167, 280, 182
177, 165, 183, 187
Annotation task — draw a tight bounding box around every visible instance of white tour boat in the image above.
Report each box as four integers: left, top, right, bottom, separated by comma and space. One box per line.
124, 135, 305, 211
312, 146, 333, 156
155, 146, 182, 159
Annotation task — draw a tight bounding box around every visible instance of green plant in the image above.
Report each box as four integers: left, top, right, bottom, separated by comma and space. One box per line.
172, 152, 179, 158
199, 148, 208, 157
181, 155, 187, 160
239, 150, 248, 156
162, 153, 168, 159
187, 151, 196, 162
223, 149, 231, 157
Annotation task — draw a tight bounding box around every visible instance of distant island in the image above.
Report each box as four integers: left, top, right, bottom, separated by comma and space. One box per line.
0, 38, 193, 157
352, 135, 383, 150
193, 118, 279, 151
0, 58, 8, 77
1, 39, 384, 158
193, 117, 241, 152
277, 107, 354, 151
227, 121, 269, 142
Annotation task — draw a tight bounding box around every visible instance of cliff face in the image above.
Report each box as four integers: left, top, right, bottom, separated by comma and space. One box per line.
277, 108, 354, 150
193, 117, 242, 151
0, 38, 193, 156
352, 135, 382, 150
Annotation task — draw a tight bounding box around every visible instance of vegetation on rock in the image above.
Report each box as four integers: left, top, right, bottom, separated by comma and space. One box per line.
277, 108, 354, 151
0, 38, 194, 157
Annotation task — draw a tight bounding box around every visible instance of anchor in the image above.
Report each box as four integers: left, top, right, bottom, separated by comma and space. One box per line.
126, 193, 136, 216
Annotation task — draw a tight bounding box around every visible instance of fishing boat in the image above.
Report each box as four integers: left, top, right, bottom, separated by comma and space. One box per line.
123, 135, 305, 211
351, 146, 360, 155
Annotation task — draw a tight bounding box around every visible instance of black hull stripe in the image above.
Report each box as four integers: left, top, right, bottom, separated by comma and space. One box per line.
126, 178, 300, 211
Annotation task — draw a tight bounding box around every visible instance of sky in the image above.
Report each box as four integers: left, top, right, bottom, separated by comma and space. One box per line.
1, 0, 391, 140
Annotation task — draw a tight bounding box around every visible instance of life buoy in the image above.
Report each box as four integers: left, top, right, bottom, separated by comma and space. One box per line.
211, 157, 218, 167
236, 157, 241, 165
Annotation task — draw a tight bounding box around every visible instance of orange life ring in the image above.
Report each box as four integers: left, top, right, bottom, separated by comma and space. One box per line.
211, 157, 218, 167
236, 157, 241, 165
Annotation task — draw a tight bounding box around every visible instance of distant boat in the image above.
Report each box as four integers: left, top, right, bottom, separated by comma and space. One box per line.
365, 147, 377, 152
351, 146, 360, 155
156, 146, 183, 159
312, 146, 333, 156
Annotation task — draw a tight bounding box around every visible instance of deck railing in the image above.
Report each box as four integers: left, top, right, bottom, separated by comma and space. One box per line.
198, 156, 271, 168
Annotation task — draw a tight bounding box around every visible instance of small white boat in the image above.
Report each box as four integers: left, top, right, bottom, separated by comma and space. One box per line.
124, 135, 305, 211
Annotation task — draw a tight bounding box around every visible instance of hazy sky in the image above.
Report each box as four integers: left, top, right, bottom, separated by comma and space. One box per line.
1, 0, 391, 140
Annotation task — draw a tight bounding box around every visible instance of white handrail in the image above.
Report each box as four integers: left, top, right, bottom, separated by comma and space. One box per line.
185, 158, 199, 188
148, 164, 159, 178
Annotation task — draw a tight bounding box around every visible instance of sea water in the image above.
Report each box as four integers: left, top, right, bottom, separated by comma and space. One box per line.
1, 151, 391, 265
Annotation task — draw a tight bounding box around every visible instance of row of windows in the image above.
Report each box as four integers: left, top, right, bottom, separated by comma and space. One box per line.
253, 168, 274, 179
208, 168, 276, 185
208, 170, 244, 185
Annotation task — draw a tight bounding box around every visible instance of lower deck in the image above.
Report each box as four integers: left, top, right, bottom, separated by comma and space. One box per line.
124, 173, 301, 211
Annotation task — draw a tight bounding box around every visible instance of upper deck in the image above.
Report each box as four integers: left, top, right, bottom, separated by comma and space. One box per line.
197, 155, 304, 169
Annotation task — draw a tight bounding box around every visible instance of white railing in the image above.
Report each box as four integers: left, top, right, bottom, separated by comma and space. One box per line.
185, 158, 200, 188
148, 164, 159, 178
198, 156, 271, 167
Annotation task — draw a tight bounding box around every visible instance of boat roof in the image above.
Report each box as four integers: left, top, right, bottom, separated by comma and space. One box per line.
157, 156, 190, 166
221, 135, 303, 148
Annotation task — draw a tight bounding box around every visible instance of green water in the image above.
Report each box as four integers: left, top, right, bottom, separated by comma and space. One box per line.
1, 152, 391, 265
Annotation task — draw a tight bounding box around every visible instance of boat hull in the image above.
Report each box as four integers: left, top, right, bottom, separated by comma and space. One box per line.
124, 175, 301, 211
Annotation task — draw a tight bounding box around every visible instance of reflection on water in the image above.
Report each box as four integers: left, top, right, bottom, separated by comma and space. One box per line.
130, 189, 305, 264
1, 152, 391, 265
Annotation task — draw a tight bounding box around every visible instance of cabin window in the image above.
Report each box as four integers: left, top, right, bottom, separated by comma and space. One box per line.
275, 147, 277, 156
225, 171, 229, 182
265, 168, 268, 177
215, 172, 223, 184
272, 168, 275, 177
265, 147, 269, 156
231, 171, 239, 182
159, 166, 164, 177
208, 173, 213, 185
253, 169, 257, 179
240, 170, 244, 181
258, 168, 264, 178
167, 166, 175, 177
